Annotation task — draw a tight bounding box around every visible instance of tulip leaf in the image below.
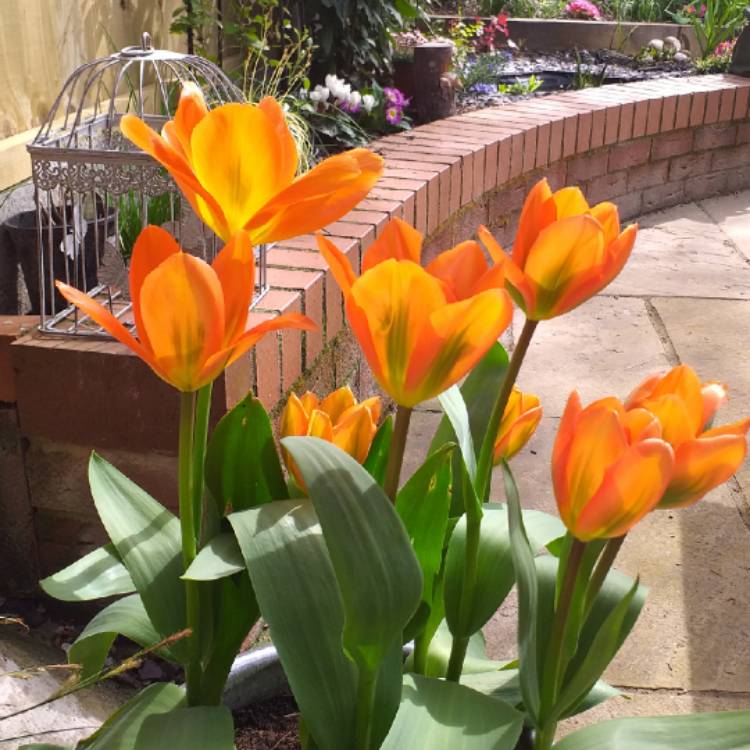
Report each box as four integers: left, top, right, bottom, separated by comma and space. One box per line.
229, 500, 357, 750
282, 436, 423, 674
381, 674, 524, 750
138, 705, 235, 749
396, 444, 453, 609
20, 745, 69, 749
552, 710, 750, 749
438, 385, 477, 480
182, 531, 244, 581
503, 461, 541, 723
364, 415, 393, 485
445, 503, 565, 638
88, 453, 186, 663
205, 393, 288, 514
68, 594, 175, 679
76, 683, 185, 749
430, 342, 509, 457
40, 543, 134, 602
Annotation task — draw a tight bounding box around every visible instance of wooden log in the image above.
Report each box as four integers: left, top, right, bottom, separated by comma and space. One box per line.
413, 42, 457, 124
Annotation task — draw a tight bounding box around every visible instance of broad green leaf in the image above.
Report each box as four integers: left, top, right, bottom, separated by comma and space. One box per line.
138, 705, 234, 748
205, 393, 287, 514
445, 503, 565, 638
363, 415, 393, 485
417, 620, 506, 678
553, 710, 750, 749
230, 500, 357, 750
182, 531, 244, 581
20, 745, 69, 749
438, 386, 476, 480
283, 437, 422, 673
40, 543, 134, 602
550, 579, 640, 723
77, 683, 184, 749
88, 454, 186, 661
463, 671, 619, 717
396, 444, 453, 606
503, 462, 541, 723
430, 343, 509, 458
381, 674, 524, 750
68, 594, 170, 679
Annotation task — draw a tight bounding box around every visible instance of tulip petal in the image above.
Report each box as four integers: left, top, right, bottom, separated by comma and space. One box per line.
625, 373, 662, 410
171, 82, 209, 159
319, 385, 357, 424
702, 416, 750, 439
333, 405, 375, 463
661, 434, 748, 508
550, 186, 590, 220
299, 391, 319, 414
316, 234, 357, 296
701, 382, 728, 430
589, 201, 621, 244
56, 281, 150, 363
494, 404, 542, 462
308, 409, 335, 441
477, 224, 507, 264
513, 178, 555, 266
404, 288, 514, 406
358, 395, 382, 424
129, 226, 182, 355
426, 240, 490, 300
650, 364, 704, 436
246, 148, 384, 244
211, 231, 255, 346
191, 103, 290, 236
640, 393, 696, 447
553, 391, 583, 471
362, 217, 423, 273
258, 96, 298, 186
573, 438, 673, 540
138, 253, 226, 391
280, 392, 310, 439
622, 407, 662, 442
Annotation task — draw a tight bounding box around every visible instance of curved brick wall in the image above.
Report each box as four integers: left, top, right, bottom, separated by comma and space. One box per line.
1, 73, 749, 590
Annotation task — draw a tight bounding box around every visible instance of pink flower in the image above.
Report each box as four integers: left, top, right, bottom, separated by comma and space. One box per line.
386, 107, 402, 125
565, 0, 602, 19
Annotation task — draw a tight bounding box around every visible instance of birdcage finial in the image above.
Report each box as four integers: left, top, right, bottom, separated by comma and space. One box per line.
141, 32, 152, 51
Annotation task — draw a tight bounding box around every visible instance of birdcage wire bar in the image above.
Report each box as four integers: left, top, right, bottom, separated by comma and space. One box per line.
27, 33, 268, 338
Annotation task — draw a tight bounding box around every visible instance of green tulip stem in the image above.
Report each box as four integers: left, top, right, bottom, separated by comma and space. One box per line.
536, 537, 587, 750
476, 318, 539, 502
354, 665, 377, 750
192, 382, 213, 545
583, 534, 626, 618
384, 405, 413, 503
179, 390, 202, 705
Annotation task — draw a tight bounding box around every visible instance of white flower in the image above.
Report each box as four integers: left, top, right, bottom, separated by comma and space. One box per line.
299, 88, 308, 99
362, 94, 376, 113
325, 73, 340, 92
310, 85, 330, 104
348, 91, 362, 110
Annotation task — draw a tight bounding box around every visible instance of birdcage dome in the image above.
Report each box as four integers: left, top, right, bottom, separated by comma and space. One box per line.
21, 34, 266, 337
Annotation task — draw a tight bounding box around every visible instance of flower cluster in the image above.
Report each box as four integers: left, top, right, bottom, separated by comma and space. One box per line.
383, 87, 410, 125
476, 13, 510, 53
392, 28, 428, 58
307, 74, 376, 115
714, 38, 736, 58
684, 2, 707, 17
565, 0, 602, 19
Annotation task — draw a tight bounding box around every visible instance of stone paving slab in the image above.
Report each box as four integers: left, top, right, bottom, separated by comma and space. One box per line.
700, 192, 750, 263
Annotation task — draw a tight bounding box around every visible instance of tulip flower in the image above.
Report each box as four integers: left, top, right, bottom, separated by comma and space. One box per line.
120, 83, 383, 243
56, 226, 314, 392
626, 364, 750, 508
477, 179, 637, 320
553, 392, 674, 541
280, 386, 381, 487
492, 386, 542, 463
317, 218, 513, 408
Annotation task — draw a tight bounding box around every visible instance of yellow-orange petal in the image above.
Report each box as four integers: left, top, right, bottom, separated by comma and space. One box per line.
660, 433, 748, 508
362, 217, 422, 273
317, 234, 357, 296
299, 391, 319, 414
640, 393, 695, 447
572, 438, 674, 540
553, 391, 583, 470
319, 385, 357, 424
171, 82, 209, 159
225, 312, 317, 368
129, 226, 182, 355
625, 373, 662, 410
280, 392, 310, 438
404, 288, 514, 407
307, 409, 335, 441
622, 407, 662, 442
650, 364, 704, 436
426, 240, 490, 301
358, 395, 382, 425
333, 405, 375, 463
246, 148, 384, 245
477, 224, 507, 264
513, 178, 555, 267
701, 381, 728, 431
589, 201, 621, 244
493, 404, 542, 463
702, 416, 750, 439
258, 96, 298, 187
211, 231, 255, 346
138, 253, 226, 391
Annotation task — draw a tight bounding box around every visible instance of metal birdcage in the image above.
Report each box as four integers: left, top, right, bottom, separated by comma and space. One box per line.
25, 32, 268, 336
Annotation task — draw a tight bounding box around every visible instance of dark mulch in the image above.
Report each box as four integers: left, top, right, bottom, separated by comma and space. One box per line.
234, 695, 301, 750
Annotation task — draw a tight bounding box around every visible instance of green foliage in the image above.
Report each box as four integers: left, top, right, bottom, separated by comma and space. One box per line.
671, 0, 747, 57
117, 191, 177, 262
498, 73, 544, 95
494, 0, 566, 17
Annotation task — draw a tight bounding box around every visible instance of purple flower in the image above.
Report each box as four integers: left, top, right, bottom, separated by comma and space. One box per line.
384, 87, 410, 108
386, 106, 402, 125
470, 82, 496, 96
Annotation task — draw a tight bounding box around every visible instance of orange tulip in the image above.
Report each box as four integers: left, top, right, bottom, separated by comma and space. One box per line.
120, 83, 383, 243
492, 386, 542, 463
478, 179, 637, 320
317, 218, 514, 408
553, 392, 674, 541
280, 386, 381, 487
626, 364, 750, 508
56, 226, 314, 392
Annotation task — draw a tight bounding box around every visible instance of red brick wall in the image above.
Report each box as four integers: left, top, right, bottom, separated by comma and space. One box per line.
2, 73, 750, 591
